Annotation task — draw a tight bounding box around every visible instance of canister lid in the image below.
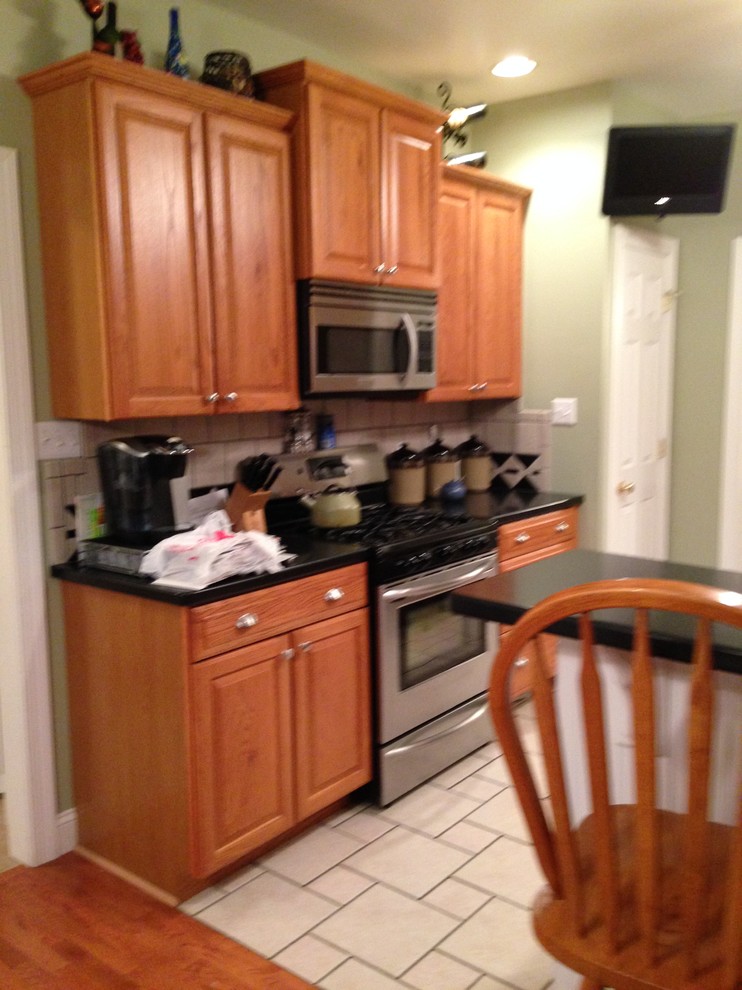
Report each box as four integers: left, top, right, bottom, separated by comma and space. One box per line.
457, 434, 491, 458
386, 443, 423, 468
422, 438, 458, 463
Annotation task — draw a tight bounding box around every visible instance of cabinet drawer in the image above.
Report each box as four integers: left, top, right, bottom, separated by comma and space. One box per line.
498, 507, 578, 571
189, 563, 367, 660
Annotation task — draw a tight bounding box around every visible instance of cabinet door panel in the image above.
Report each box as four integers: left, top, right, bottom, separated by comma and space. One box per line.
425, 177, 476, 400
382, 109, 440, 289
189, 635, 294, 877
306, 84, 381, 282
474, 189, 524, 397
97, 83, 215, 417
292, 610, 371, 820
207, 114, 299, 411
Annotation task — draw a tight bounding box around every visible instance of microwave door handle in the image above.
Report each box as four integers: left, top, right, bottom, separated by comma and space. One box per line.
399, 313, 417, 382
381, 563, 493, 601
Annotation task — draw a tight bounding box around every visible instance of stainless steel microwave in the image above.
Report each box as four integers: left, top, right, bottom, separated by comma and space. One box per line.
298, 280, 437, 396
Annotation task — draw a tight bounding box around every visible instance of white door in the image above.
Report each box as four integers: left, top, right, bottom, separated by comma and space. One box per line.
603, 224, 678, 559
718, 238, 742, 571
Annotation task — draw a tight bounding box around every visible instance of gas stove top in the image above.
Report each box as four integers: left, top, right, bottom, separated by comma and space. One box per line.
266, 443, 498, 583
312, 501, 496, 582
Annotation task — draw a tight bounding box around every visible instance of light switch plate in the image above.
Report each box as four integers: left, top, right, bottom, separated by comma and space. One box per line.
36, 420, 83, 459
551, 397, 578, 426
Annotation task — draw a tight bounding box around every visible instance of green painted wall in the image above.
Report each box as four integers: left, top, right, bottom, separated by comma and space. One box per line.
470, 85, 613, 551
470, 86, 742, 567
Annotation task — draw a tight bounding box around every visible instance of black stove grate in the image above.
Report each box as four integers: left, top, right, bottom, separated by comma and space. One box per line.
312, 502, 477, 546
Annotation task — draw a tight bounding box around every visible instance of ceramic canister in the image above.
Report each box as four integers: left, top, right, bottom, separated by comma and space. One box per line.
457, 434, 493, 492
422, 438, 460, 498
386, 443, 426, 505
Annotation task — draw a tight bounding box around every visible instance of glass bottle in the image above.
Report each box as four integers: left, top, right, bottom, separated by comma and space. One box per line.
93, 2, 120, 56
165, 7, 190, 79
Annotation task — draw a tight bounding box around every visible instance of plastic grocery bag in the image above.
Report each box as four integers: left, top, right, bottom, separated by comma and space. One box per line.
139, 510, 294, 590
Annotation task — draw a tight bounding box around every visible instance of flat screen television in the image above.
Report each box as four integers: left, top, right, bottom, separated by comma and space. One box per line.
601, 124, 735, 217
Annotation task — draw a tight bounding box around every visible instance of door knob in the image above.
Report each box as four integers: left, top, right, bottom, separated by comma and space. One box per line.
616, 481, 635, 494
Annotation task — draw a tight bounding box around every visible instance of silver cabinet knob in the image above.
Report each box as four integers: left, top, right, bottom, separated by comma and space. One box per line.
235, 612, 258, 629
468, 382, 487, 392
205, 392, 220, 404
514, 533, 530, 544
223, 392, 238, 402
514, 657, 529, 668
373, 263, 386, 274
297, 641, 312, 652
324, 587, 345, 603
555, 521, 570, 533
280, 648, 295, 661
384, 265, 398, 276
617, 481, 635, 494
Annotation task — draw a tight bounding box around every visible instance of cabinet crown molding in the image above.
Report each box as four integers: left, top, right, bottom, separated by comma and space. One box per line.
255, 58, 447, 127
19, 52, 295, 132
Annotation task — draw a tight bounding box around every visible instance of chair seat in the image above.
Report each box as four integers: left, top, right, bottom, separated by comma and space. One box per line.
532, 806, 738, 990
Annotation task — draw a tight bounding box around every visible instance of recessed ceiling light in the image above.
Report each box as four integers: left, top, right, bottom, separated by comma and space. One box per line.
492, 55, 537, 78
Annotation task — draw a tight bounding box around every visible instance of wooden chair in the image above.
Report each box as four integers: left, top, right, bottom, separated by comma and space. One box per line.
488, 578, 742, 990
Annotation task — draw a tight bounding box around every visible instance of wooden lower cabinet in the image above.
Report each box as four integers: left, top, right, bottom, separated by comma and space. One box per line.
497, 506, 580, 698
190, 609, 371, 877
61, 564, 370, 902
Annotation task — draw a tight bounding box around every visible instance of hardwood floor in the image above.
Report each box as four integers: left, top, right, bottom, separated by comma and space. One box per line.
0, 852, 310, 989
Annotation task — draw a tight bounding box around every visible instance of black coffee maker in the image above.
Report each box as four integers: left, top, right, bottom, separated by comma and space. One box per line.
97, 436, 192, 540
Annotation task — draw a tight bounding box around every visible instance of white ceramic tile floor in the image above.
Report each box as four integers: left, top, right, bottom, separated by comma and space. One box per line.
182, 701, 555, 989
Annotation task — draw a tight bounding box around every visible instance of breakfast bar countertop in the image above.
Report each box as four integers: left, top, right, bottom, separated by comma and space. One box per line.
451, 548, 742, 675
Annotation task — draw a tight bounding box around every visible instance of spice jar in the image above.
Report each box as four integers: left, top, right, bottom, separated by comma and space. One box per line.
386, 444, 425, 506
457, 434, 493, 492
422, 438, 460, 498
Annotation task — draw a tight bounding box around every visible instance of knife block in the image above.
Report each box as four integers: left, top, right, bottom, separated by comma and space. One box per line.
225, 484, 271, 533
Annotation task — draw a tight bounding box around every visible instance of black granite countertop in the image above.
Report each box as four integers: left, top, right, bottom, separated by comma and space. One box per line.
451, 549, 742, 675
52, 490, 584, 608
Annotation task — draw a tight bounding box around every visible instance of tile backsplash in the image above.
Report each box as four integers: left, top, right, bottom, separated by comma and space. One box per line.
38, 400, 553, 567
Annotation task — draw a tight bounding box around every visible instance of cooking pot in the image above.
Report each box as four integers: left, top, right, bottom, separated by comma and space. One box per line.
300, 484, 362, 528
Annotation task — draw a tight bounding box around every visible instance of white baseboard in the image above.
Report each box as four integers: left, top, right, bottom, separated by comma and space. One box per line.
56, 807, 78, 856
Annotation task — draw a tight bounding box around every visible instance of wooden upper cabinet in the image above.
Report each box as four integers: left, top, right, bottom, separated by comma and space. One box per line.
255, 60, 445, 289
424, 164, 531, 402
20, 54, 299, 420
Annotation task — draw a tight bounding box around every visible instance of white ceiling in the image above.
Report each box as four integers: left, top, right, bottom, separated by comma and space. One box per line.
229, 0, 742, 119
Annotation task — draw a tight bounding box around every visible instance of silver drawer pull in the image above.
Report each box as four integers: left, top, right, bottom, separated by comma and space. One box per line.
324, 587, 345, 602
514, 533, 530, 544
235, 612, 258, 629
514, 657, 529, 668
555, 522, 570, 533
297, 641, 312, 652
280, 648, 295, 661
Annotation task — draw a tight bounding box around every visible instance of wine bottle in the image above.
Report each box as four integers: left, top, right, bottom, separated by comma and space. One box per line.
165, 8, 190, 79
93, 2, 120, 57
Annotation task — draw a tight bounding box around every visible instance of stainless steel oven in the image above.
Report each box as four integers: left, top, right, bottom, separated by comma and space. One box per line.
377, 551, 498, 805
298, 279, 436, 395
267, 443, 500, 807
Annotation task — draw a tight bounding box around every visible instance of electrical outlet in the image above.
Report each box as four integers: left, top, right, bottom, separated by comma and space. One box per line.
551, 397, 578, 426
36, 420, 83, 459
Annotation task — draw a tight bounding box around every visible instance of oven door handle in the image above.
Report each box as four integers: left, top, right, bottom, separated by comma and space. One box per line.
399, 312, 417, 382
381, 563, 494, 601
384, 699, 490, 756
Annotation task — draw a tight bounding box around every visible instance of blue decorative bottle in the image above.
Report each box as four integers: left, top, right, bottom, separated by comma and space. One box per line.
165, 7, 190, 78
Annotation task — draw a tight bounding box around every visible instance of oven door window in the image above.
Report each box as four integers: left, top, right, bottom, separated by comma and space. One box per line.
317, 323, 410, 375
399, 591, 486, 690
